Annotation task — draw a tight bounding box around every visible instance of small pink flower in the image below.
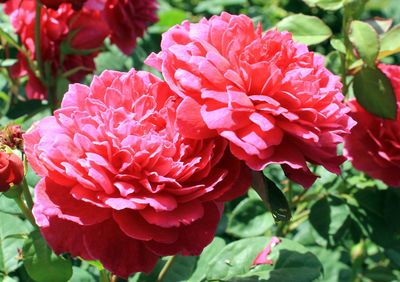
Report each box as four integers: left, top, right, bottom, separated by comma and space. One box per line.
24, 69, 251, 277
252, 236, 281, 265
146, 12, 355, 188
344, 64, 400, 187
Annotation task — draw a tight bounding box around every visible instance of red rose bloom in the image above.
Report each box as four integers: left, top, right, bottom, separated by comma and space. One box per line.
344, 64, 400, 187
146, 12, 355, 188
5, 0, 109, 99
0, 152, 24, 192
10, 54, 48, 100
24, 69, 250, 277
102, 0, 158, 55
83, 0, 158, 55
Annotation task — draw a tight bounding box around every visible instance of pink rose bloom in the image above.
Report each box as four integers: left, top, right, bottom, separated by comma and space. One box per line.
344, 64, 400, 187
24, 69, 250, 277
5, 0, 109, 99
146, 12, 355, 188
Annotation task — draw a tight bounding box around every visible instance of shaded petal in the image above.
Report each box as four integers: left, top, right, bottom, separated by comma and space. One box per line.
113, 210, 178, 243
83, 219, 159, 278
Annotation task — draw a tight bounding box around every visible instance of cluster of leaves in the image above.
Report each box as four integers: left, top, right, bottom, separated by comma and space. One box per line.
129, 165, 400, 282
1, 0, 400, 281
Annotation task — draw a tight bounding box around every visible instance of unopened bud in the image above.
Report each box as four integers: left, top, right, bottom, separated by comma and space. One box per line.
0, 150, 24, 192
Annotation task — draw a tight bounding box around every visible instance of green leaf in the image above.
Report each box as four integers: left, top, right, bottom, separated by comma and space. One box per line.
383, 188, 400, 233
55, 76, 70, 103
131, 255, 197, 282
293, 221, 328, 247
0, 91, 10, 116
0, 26, 29, 57
302, 0, 343, 10
84, 259, 103, 271
265, 176, 291, 222
308, 247, 352, 282
25, 165, 40, 189
344, 0, 369, 20
160, 256, 197, 282
349, 20, 380, 67
353, 66, 397, 119
309, 196, 350, 244
0, 76, 7, 91
330, 38, 346, 54
0, 195, 21, 216
0, 212, 30, 275
194, 0, 246, 14
69, 266, 96, 282
23, 230, 73, 282
353, 188, 400, 248
364, 266, 397, 282
0, 59, 17, 67
227, 198, 274, 238
206, 237, 323, 281
380, 24, 400, 57
252, 171, 291, 222
0, 275, 18, 282
95, 50, 130, 74
365, 17, 393, 34
187, 237, 225, 282
325, 51, 341, 74
131, 44, 150, 71
276, 14, 332, 45
149, 8, 188, 34
386, 249, 400, 268
7, 100, 46, 119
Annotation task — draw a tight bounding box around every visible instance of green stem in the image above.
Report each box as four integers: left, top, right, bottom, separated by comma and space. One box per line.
15, 195, 36, 227
22, 178, 34, 210
48, 76, 58, 113
34, 1, 43, 79
34, 0, 58, 113
99, 269, 110, 282
157, 256, 176, 282
340, 1, 354, 97
340, 52, 348, 96
275, 221, 287, 237
340, 17, 349, 96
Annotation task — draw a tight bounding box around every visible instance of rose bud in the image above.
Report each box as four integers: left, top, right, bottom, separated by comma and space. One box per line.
0, 151, 24, 192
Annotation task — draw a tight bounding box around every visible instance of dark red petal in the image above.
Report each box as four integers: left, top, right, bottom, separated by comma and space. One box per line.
83, 219, 159, 278
145, 201, 223, 256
